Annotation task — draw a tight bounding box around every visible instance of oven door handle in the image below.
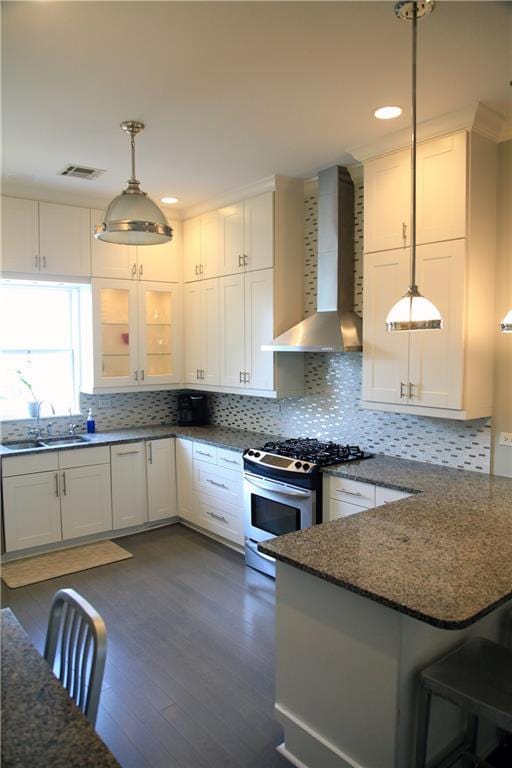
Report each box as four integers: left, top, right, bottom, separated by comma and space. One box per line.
244, 474, 312, 498
246, 539, 276, 563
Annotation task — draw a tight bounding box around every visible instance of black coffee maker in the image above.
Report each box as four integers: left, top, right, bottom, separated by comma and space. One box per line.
177, 393, 208, 426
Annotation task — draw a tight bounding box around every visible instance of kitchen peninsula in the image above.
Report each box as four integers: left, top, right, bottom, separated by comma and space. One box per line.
260, 456, 512, 768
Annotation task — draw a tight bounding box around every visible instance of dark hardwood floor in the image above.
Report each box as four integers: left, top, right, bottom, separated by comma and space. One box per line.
1, 524, 291, 768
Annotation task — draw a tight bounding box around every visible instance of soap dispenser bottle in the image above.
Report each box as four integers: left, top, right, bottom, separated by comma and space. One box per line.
86, 408, 96, 434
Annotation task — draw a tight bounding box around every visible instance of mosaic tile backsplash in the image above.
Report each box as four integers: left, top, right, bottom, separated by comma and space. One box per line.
1, 182, 491, 472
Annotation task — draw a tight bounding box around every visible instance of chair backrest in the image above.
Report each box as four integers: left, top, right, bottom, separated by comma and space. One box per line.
44, 588, 107, 727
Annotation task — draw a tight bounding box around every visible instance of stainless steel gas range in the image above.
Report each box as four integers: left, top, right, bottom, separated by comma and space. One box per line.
243, 438, 372, 577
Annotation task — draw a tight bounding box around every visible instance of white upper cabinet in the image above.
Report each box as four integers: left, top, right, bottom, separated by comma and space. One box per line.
243, 192, 274, 271
200, 210, 222, 280
138, 219, 181, 283
364, 150, 410, 253
39, 202, 90, 277
219, 201, 244, 275
182, 216, 201, 282
90, 209, 136, 279
244, 269, 274, 390
137, 281, 182, 385
184, 282, 203, 384
219, 273, 246, 387
0, 197, 39, 274
201, 279, 220, 385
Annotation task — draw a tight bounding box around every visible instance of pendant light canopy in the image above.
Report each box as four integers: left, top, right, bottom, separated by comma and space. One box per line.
95, 121, 173, 246
385, 0, 442, 333
501, 309, 512, 333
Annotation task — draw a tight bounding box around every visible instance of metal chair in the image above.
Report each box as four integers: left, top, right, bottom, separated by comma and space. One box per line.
415, 637, 512, 768
44, 588, 107, 727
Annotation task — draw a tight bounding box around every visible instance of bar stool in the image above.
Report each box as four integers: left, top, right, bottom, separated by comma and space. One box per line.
415, 637, 512, 768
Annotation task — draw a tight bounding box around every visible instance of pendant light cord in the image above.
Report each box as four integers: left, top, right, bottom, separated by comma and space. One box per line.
130, 132, 137, 183
410, 1, 418, 291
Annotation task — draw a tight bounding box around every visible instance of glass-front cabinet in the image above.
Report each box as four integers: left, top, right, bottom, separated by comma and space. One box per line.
85, 278, 182, 392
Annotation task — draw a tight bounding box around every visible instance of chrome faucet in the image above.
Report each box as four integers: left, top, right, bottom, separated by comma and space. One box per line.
27, 401, 56, 440
36, 401, 56, 422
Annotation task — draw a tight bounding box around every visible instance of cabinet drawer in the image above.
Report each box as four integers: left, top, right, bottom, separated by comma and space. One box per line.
329, 476, 376, 507
217, 447, 243, 471
2, 451, 59, 478
193, 461, 242, 506
375, 486, 411, 506
329, 498, 370, 521
59, 445, 110, 469
194, 492, 242, 544
193, 442, 217, 464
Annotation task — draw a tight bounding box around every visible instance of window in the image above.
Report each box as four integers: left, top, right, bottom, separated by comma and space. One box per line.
0, 281, 81, 420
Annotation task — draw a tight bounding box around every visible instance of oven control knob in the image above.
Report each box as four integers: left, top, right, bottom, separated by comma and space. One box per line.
248, 450, 254, 456
295, 461, 302, 468
254, 452, 261, 457
303, 463, 310, 471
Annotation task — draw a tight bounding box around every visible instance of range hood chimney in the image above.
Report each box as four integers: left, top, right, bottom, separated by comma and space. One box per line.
262, 165, 362, 352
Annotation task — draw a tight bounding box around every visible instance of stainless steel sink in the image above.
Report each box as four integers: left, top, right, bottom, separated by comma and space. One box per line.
41, 435, 89, 447
1, 440, 45, 450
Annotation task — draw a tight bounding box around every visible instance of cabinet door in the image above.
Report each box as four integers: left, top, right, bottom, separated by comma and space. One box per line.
138, 219, 181, 282
111, 443, 147, 529
364, 150, 410, 253
138, 282, 182, 385
219, 201, 244, 275
328, 498, 369, 521
244, 269, 274, 390
183, 217, 201, 282
416, 132, 467, 245
219, 274, 245, 387
200, 211, 221, 280
90, 208, 136, 279
92, 279, 139, 388
408, 240, 465, 409
147, 438, 176, 522
0, 197, 39, 274
39, 202, 90, 277
183, 282, 203, 384
176, 438, 194, 522
244, 192, 274, 271
201, 278, 220, 385
60, 464, 112, 540
3, 471, 62, 552
362, 249, 411, 405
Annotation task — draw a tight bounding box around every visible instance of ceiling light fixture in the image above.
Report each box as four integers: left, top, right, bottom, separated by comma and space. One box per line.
385, 0, 442, 332
95, 121, 172, 246
374, 106, 402, 120
161, 197, 179, 205
500, 309, 512, 333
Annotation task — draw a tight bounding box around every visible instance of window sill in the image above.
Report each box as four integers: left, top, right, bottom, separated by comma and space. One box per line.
0, 412, 84, 424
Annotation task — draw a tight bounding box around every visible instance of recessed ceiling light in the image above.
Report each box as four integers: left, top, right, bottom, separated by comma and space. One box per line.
161, 196, 179, 205
374, 106, 402, 120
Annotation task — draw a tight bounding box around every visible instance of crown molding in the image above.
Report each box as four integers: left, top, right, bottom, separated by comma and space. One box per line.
180, 175, 277, 220
349, 102, 506, 163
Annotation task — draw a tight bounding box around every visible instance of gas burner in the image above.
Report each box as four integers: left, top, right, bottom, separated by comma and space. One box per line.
259, 438, 370, 467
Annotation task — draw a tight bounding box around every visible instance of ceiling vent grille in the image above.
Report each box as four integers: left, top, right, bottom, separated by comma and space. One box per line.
59, 164, 106, 180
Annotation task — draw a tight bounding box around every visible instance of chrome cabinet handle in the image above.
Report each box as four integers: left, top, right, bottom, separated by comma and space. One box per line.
139, 263, 143, 277
400, 382, 407, 398
195, 264, 199, 275
199, 264, 204, 275
141, 369, 145, 381
55, 473, 59, 497
132, 262, 137, 278
220, 457, 238, 465
336, 488, 363, 497
201, 369, 205, 380
148, 442, 153, 464
62, 471, 67, 496
207, 479, 229, 490
207, 510, 227, 522
41, 255, 47, 269
408, 382, 413, 398
117, 449, 140, 456
197, 369, 200, 380
243, 254, 248, 265
239, 371, 243, 383
238, 255, 243, 268
196, 450, 213, 457
402, 222, 407, 243
244, 371, 250, 384
34, 255, 40, 270
134, 370, 138, 381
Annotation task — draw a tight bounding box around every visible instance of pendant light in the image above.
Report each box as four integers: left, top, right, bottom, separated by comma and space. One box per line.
500, 310, 512, 333
385, 1, 442, 332
95, 121, 173, 246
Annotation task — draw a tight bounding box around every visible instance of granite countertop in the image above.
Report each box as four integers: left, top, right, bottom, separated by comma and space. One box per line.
1, 608, 120, 767
0, 424, 278, 458
260, 454, 512, 630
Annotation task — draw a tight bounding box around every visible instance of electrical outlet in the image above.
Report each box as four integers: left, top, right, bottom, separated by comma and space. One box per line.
97, 395, 112, 409
499, 432, 512, 447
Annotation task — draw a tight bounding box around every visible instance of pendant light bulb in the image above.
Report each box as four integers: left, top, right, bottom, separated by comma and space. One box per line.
386, 285, 443, 332
500, 309, 512, 333
95, 121, 173, 246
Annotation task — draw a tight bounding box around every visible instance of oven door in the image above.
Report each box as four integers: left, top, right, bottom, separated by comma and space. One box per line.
243, 472, 314, 545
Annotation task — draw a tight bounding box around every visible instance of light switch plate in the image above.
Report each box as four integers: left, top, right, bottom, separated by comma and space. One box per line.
499, 432, 512, 447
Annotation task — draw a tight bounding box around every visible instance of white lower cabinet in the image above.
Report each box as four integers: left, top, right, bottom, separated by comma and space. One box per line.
111, 442, 147, 529
329, 497, 370, 520
146, 438, 176, 522
60, 463, 112, 540
3, 471, 62, 552
326, 476, 411, 522
176, 438, 195, 523
194, 493, 242, 544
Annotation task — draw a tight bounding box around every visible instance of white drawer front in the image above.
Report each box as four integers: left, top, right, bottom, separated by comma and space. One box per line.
193, 442, 217, 465
217, 447, 243, 471
2, 451, 59, 477
193, 461, 242, 506
329, 476, 376, 507
195, 492, 242, 544
375, 486, 411, 506
329, 498, 370, 521
59, 445, 110, 469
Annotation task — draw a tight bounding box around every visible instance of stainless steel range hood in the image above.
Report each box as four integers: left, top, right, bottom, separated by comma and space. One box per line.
262, 165, 362, 352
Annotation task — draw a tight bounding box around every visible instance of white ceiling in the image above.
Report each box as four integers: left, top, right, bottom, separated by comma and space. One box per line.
2, 1, 511, 216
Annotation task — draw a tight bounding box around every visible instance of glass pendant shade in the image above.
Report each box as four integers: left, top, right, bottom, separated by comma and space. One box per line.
95, 191, 172, 246
386, 286, 443, 331
500, 309, 512, 333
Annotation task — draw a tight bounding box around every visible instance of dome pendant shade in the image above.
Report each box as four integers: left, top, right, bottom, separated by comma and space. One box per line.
386, 285, 443, 332
500, 309, 512, 333
94, 121, 173, 246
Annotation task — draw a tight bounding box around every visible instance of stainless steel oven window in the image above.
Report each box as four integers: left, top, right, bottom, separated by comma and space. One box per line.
251, 495, 301, 536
